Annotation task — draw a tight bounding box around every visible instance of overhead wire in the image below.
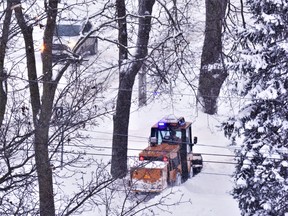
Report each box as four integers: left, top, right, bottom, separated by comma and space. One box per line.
7, 74, 251, 100
58, 142, 285, 162
50, 148, 238, 165
50, 127, 288, 162
76, 128, 288, 154
69, 140, 237, 150
50, 146, 239, 166
77, 129, 240, 150
200, 172, 232, 177
61, 143, 237, 158
50, 149, 237, 177
51, 134, 285, 163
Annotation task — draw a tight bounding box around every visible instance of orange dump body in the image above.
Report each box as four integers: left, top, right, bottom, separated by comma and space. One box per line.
130, 162, 168, 193
132, 167, 163, 183
130, 144, 179, 192
139, 143, 179, 160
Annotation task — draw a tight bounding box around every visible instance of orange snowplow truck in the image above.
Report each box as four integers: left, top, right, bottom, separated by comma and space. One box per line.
129, 115, 203, 193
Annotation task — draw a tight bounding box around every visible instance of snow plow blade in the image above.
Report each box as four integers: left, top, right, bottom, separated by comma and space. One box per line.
129, 161, 168, 193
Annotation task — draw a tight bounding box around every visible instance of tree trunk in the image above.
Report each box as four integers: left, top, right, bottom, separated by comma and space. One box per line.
37, 1, 58, 215
197, 0, 228, 115
111, 75, 136, 178
0, 1, 12, 127
14, 0, 58, 215
138, 65, 147, 107
111, 0, 155, 178
116, 0, 128, 64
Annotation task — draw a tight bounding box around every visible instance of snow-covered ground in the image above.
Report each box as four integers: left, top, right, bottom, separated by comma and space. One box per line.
129, 104, 240, 216
77, 98, 241, 215
26, 1, 240, 215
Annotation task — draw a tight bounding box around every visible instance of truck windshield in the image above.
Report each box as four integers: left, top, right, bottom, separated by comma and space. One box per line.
54, 24, 82, 37
151, 128, 181, 145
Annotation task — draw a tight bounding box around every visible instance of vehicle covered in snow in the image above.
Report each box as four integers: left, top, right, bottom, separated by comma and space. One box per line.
129, 115, 203, 193
52, 19, 98, 62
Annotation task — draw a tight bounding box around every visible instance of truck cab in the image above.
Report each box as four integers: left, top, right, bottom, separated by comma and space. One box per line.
149, 116, 196, 151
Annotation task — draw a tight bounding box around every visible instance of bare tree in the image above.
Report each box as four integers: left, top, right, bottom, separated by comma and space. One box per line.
138, 0, 201, 107
0, 1, 38, 214
197, 0, 228, 114
1, 0, 203, 215
13, 0, 59, 214
111, 0, 204, 178
1, 0, 116, 215
111, 0, 156, 178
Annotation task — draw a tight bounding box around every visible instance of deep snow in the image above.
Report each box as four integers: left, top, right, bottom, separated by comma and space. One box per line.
79, 99, 241, 216
128, 103, 240, 216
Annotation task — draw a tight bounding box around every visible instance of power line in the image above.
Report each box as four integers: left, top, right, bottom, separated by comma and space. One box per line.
62, 143, 237, 158
55, 128, 288, 156
203, 160, 237, 165
78, 129, 238, 150
51, 150, 238, 166
77, 129, 288, 154
8, 75, 251, 100
51, 154, 237, 178
52, 156, 235, 177
51, 153, 238, 169
200, 172, 232, 177
85, 138, 235, 150
51, 142, 285, 163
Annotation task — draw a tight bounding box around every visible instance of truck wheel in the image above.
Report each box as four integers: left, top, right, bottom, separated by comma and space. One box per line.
175, 173, 181, 186
193, 167, 202, 175
189, 166, 194, 178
